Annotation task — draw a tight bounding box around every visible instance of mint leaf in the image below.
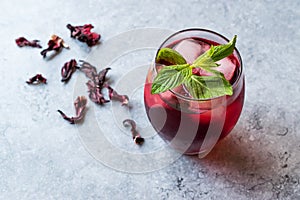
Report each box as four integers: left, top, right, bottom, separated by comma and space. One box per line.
151, 64, 191, 94
185, 75, 232, 99
210, 35, 237, 61
156, 48, 187, 65
193, 35, 237, 66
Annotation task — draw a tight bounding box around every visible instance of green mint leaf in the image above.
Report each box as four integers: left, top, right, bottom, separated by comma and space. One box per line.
151, 64, 191, 94
156, 48, 187, 65
184, 74, 233, 99
210, 35, 237, 61
193, 35, 237, 66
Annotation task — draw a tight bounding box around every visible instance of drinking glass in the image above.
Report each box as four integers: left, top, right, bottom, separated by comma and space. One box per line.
144, 28, 245, 156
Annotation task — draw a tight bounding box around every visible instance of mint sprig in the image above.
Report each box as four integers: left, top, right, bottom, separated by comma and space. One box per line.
151, 35, 237, 99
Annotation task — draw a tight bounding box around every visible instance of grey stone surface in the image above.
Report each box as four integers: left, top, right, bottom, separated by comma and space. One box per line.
0, 0, 300, 199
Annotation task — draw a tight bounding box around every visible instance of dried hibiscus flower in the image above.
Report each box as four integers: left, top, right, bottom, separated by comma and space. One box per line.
61, 59, 79, 82
123, 119, 144, 145
79, 60, 111, 86
79, 60, 98, 81
86, 80, 109, 105
26, 74, 47, 84
67, 24, 101, 46
40, 35, 69, 58
97, 67, 111, 88
106, 85, 129, 106
57, 96, 87, 124
79, 60, 111, 104
15, 37, 42, 48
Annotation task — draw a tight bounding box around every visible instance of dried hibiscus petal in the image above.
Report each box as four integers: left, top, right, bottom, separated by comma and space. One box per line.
86, 80, 109, 105
40, 35, 69, 58
79, 60, 98, 81
26, 74, 47, 84
106, 85, 129, 106
79, 60, 111, 87
123, 119, 144, 145
67, 24, 101, 46
61, 59, 79, 82
57, 96, 87, 124
97, 67, 111, 88
79, 60, 112, 105
15, 37, 42, 48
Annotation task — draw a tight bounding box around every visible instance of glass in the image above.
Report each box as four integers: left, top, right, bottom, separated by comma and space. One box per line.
144, 29, 245, 156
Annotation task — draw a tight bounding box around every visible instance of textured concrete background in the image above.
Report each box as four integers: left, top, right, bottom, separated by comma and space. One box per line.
0, 0, 300, 199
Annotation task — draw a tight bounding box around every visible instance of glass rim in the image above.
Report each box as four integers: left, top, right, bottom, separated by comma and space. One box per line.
154, 28, 243, 102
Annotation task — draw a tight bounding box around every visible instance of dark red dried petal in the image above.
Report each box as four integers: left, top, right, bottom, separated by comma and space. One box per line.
81, 24, 94, 34
123, 119, 144, 145
26, 74, 47, 85
41, 35, 68, 58
61, 59, 79, 82
57, 110, 75, 124
85, 33, 101, 46
86, 80, 109, 105
79, 60, 98, 81
79, 60, 110, 87
58, 96, 87, 124
79, 60, 111, 105
98, 67, 111, 88
107, 85, 129, 106
88, 91, 109, 104
15, 37, 42, 48
67, 24, 101, 46
74, 96, 87, 117
86, 79, 97, 89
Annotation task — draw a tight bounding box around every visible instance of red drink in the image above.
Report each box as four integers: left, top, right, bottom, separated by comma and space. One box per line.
144, 29, 245, 156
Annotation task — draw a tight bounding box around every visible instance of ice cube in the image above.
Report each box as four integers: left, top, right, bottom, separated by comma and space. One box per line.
216, 57, 236, 80
174, 39, 209, 64
199, 57, 236, 81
